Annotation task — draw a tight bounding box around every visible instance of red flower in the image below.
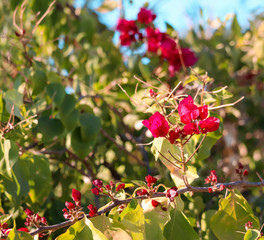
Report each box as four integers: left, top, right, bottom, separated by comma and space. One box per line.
205, 170, 218, 185
91, 187, 100, 195
25, 209, 33, 216
142, 112, 169, 138
116, 19, 138, 33
92, 179, 103, 187
137, 8, 156, 24
116, 183, 125, 192
145, 175, 157, 187
17, 228, 29, 232
149, 89, 157, 97
65, 201, 75, 210
145, 27, 162, 53
183, 122, 200, 135
198, 105, 208, 120
136, 189, 148, 196
151, 200, 160, 207
116, 19, 139, 46
166, 187, 178, 201
87, 204, 97, 217
72, 189, 81, 202
160, 37, 176, 59
243, 169, 249, 176
199, 117, 220, 133
169, 129, 181, 144
219, 184, 225, 191
41, 217, 47, 225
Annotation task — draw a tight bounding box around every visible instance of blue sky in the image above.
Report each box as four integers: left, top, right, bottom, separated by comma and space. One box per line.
74, 0, 264, 35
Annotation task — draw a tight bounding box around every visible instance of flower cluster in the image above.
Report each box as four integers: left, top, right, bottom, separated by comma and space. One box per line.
116, 8, 197, 75
244, 221, 253, 230
24, 209, 47, 227
91, 179, 125, 197
205, 170, 218, 185
62, 189, 85, 221
143, 95, 220, 143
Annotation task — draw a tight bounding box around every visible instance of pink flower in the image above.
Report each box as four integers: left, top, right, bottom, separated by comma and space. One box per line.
178, 96, 199, 124
199, 117, 220, 133
137, 8, 156, 24
142, 112, 169, 138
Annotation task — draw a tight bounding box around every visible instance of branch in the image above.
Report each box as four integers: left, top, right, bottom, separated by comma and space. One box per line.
11, 180, 262, 238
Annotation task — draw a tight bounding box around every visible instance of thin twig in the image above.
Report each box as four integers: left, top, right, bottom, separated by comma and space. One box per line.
209, 96, 244, 110
32, 0, 56, 34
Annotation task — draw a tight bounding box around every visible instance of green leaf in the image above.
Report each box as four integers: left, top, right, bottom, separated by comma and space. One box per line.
119, 201, 146, 239
84, 217, 108, 240
0, 139, 19, 179
3, 89, 23, 119
144, 211, 164, 240
244, 229, 261, 240
21, 154, 52, 204
56, 218, 93, 240
79, 113, 101, 141
47, 72, 61, 84
211, 191, 260, 240
71, 127, 96, 158
32, 69, 47, 95
46, 83, 65, 107
61, 109, 80, 131
59, 94, 76, 117
56, 217, 107, 240
2, 159, 30, 208
231, 15, 242, 38
163, 210, 199, 240
36, 116, 64, 142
